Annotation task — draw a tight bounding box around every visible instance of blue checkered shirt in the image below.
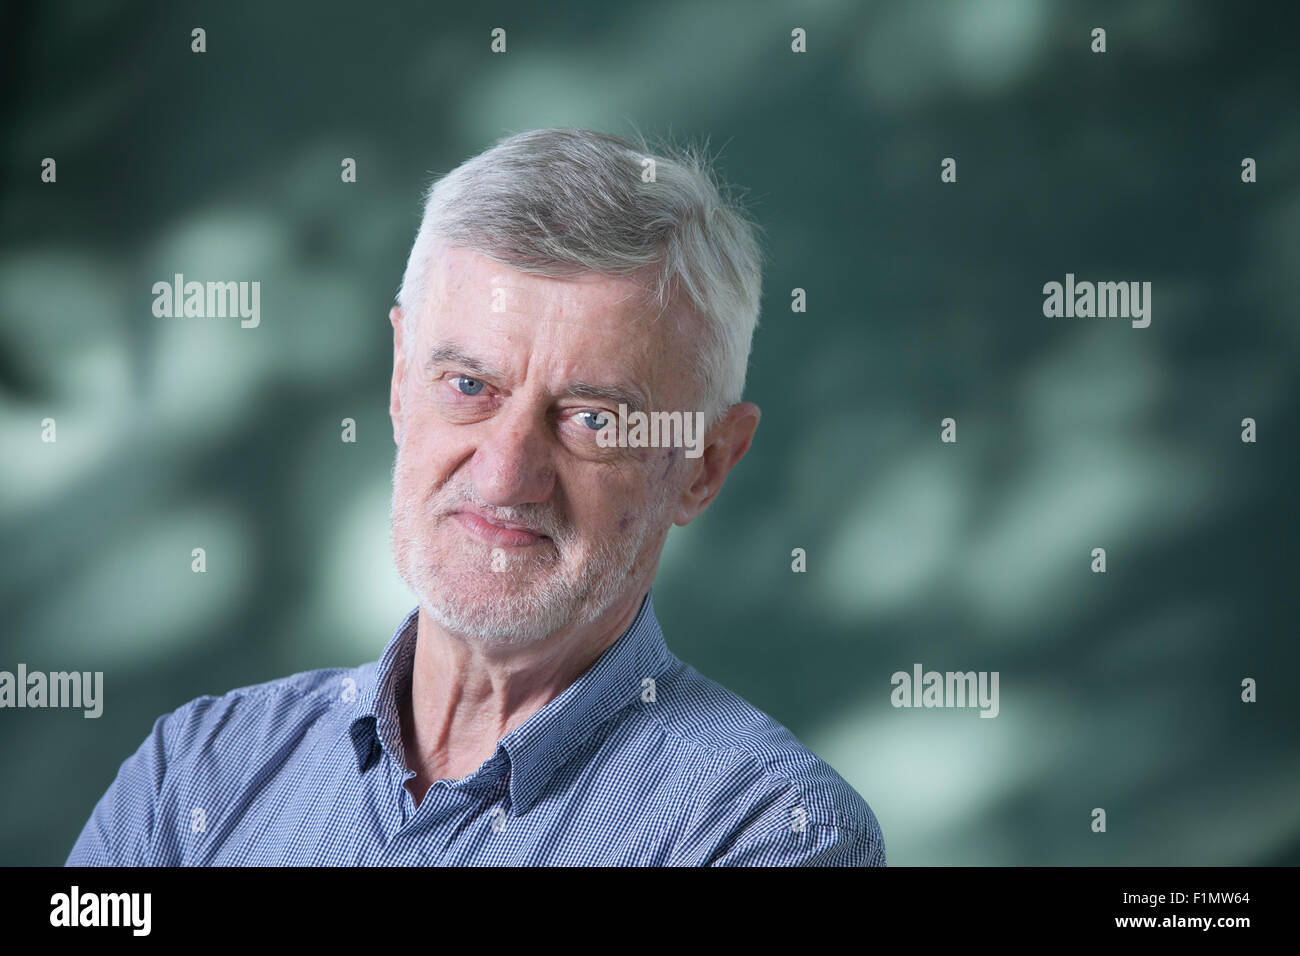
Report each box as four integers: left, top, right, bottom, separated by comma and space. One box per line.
66, 589, 885, 866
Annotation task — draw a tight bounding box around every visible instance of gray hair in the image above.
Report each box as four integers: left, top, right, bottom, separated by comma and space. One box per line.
395, 128, 764, 426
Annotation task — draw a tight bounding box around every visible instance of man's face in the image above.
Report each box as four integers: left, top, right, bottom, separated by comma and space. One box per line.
389, 241, 701, 646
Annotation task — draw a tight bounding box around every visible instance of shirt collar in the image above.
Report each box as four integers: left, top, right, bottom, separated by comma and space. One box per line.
344, 605, 419, 776
345, 589, 675, 816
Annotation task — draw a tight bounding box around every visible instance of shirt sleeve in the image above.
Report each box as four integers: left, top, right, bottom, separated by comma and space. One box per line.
703, 773, 887, 867
65, 709, 175, 867
709, 820, 885, 866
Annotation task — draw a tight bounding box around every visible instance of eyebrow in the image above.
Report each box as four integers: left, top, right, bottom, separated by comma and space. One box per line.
426, 345, 504, 380
564, 381, 647, 415
426, 344, 649, 414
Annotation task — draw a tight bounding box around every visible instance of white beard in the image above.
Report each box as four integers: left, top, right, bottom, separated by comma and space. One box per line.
389, 448, 668, 647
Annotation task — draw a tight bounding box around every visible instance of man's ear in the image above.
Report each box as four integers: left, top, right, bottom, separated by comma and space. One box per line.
673, 402, 761, 527
390, 305, 406, 446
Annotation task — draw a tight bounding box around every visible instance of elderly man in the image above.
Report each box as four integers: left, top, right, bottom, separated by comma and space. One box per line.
66, 128, 885, 866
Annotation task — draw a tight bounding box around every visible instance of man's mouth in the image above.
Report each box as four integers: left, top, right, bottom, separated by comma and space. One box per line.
451, 507, 552, 548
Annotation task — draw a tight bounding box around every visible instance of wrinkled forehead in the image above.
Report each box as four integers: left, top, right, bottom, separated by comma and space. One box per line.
415, 244, 699, 403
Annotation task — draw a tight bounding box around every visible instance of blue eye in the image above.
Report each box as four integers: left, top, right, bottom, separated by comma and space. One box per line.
453, 376, 484, 396
578, 411, 610, 431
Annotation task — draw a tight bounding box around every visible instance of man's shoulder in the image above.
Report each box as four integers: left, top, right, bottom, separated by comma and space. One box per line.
156, 660, 376, 752
66, 660, 381, 867
640, 659, 884, 860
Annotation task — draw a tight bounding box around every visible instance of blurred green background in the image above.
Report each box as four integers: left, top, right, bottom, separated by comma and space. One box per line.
2, 0, 1297, 865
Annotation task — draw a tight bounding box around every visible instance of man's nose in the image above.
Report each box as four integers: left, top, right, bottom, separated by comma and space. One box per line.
470, 401, 557, 507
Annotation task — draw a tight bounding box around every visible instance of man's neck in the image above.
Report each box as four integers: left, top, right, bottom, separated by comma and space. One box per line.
399, 589, 647, 807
